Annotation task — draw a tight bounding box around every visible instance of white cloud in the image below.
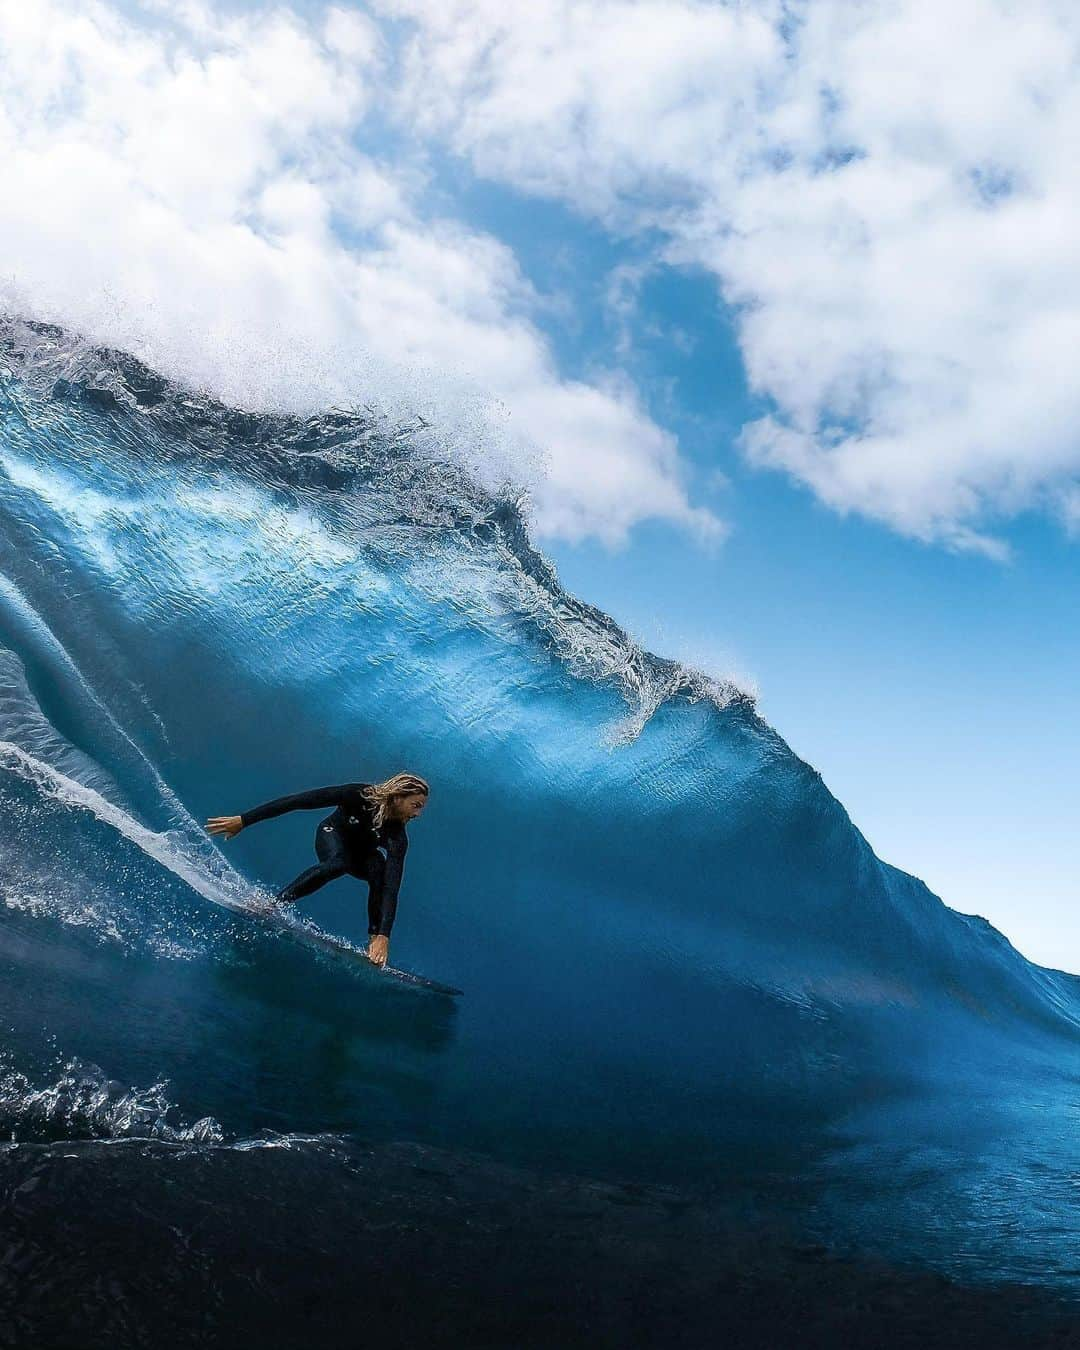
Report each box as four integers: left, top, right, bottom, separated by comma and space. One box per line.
383, 0, 1080, 552
9, 0, 1077, 554
0, 0, 719, 547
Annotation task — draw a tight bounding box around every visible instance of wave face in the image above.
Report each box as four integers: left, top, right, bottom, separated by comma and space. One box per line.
1, 318, 1078, 1292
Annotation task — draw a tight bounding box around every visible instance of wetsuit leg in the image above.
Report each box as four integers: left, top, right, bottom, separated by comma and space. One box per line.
274, 819, 349, 905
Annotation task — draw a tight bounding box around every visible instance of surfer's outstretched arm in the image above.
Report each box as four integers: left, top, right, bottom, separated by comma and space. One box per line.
238, 785, 357, 828
206, 785, 359, 839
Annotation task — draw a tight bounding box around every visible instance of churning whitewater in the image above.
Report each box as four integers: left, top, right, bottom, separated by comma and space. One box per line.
1, 318, 1079, 1303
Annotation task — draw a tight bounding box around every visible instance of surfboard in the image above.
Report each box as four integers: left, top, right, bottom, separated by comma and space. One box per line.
251, 900, 463, 996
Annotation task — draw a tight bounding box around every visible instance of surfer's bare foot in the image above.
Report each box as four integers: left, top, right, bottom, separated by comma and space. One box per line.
367, 935, 389, 967
207, 815, 244, 840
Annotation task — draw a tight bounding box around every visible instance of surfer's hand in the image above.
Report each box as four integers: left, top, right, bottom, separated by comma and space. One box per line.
206, 815, 243, 840
367, 935, 389, 967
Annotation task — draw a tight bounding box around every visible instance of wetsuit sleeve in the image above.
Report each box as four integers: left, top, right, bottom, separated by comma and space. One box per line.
369, 829, 408, 938
239, 784, 357, 828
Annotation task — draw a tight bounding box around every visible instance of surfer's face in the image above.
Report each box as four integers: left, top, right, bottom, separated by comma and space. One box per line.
394, 792, 428, 822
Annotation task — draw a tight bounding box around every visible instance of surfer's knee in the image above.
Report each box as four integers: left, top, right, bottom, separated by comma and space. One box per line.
276, 861, 345, 905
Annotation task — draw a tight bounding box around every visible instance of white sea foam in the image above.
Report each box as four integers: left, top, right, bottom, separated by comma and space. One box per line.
0, 1057, 222, 1144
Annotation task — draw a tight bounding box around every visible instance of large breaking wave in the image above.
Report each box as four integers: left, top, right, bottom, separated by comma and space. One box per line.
1, 317, 1078, 1298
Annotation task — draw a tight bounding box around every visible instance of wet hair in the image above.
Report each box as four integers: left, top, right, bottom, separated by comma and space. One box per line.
362, 772, 430, 828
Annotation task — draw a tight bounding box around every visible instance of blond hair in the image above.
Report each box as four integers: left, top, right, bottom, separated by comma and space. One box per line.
362, 772, 430, 828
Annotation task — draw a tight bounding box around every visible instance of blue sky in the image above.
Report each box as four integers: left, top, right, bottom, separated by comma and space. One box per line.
2, 0, 1077, 969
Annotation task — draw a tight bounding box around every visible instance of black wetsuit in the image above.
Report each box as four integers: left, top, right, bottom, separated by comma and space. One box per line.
239, 784, 408, 938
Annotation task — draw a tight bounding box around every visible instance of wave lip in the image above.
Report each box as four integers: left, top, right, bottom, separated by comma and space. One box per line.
0, 313, 754, 737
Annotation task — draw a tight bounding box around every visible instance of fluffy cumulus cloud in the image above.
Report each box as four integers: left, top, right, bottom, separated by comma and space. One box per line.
0, 0, 719, 546
5, 0, 1080, 554
382, 0, 1080, 554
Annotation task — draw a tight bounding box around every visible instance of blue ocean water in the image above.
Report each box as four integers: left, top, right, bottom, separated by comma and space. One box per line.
0, 318, 1078, 1299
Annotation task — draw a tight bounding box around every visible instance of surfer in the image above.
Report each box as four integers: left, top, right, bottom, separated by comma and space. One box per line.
206, 773, 429, 968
